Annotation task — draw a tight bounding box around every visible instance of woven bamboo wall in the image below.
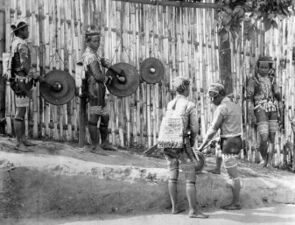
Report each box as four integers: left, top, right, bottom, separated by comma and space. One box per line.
3, 0, 295, 160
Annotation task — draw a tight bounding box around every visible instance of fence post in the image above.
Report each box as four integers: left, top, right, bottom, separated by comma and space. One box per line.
78, 0, 88, 147
0, 0, 6, 134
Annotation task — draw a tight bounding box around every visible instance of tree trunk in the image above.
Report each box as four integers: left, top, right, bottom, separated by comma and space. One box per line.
218, 34, 232, 95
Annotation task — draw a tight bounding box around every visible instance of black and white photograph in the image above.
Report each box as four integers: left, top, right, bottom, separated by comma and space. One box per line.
0, 0, 295, 224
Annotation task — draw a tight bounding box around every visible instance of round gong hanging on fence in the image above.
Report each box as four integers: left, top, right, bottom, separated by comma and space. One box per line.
40, 70, 76, 105
105, 63, 140, 97
140, 57, 164, 84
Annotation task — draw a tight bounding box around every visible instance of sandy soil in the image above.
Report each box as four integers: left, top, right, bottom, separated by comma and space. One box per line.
1, 136, 295, 223
2, 204, 295, 225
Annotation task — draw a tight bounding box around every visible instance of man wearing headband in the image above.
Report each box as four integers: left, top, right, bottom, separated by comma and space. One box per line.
162, 76, 208, 218
82, 30, 117, 154
246, 56, 282, 167
198, 82, 242, 210
6, 20, 38, 151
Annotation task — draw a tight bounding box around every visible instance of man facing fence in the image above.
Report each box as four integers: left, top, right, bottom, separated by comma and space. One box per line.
82, 30, 118, 154
198, 83, 242, 210
158, 76, 208, 218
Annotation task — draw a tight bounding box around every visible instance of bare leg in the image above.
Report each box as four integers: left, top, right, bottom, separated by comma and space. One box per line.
88, 117, 108, 156
259, 134, 269, 167
168, 179, 180, 214
14, 107, 32, 152
100, 114, 117, 151
222, 165, 241, 210
185, 168, 209, 218
268, 132, 276, 167
208, 156, 222, 174
166, 159, 182, 214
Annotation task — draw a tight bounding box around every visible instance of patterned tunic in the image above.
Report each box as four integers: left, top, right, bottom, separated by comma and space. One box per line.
9, 37, 33, 106
82, 47, 107, 115
247, 74, 281, 112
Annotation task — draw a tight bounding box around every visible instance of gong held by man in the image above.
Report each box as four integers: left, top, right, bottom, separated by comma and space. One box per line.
74, 29, 164, 152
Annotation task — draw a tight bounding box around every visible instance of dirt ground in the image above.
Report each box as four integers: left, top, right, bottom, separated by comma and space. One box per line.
2, 204, 295, 225
1, 136, 295, 223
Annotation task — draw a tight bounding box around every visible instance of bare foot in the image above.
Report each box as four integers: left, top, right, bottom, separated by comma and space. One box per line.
15, 143, 33, 152
101, 142, 117, 151
259, 159, 268, 167
90, 145, 108, 156
171, 207, 185, 214
221, 203, 241, 210
22, 140, 36, 147
188, 210, 209, 218
208, 168, 221, 174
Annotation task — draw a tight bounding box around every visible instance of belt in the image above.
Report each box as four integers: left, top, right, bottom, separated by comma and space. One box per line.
220, 134, 241, 140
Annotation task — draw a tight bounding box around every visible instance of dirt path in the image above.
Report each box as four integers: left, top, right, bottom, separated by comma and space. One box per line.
2, 204, 294, 225
1, 136, 295, 222
62, 204, 295, 225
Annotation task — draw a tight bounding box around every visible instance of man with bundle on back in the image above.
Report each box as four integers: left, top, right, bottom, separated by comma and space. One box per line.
158, 76, 208, 218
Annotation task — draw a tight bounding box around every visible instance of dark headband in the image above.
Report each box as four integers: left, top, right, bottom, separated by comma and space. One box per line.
85, 32, 101, 38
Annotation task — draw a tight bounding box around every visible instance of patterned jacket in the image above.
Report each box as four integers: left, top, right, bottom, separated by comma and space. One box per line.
81, 47, 107, 106
9, 37, 33, 96
246, 74, 281, 112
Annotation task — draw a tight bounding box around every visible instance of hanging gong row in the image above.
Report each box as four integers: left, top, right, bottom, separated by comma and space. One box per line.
39, 57, 165, 105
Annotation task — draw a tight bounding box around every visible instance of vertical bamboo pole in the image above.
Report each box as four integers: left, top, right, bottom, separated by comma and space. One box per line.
0, 0, 6, 134
130, 2, 137, 146
72, 0, 79, 140
43, 0, 50, 138
31, 0, 39, 138
197, 7, 206, 138
145, 4, 152, 148
4, 0, 12, 135
125, 2, 131, 146
135, 3, 141, 146
51, 0, 58, 140
78, 0, 87, 147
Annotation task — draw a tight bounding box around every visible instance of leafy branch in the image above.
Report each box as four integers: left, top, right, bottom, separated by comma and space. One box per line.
215, 0, 295, 41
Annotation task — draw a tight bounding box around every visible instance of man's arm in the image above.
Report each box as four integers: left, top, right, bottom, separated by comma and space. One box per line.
188, 105, 199, 148
272, 82, 282, 102
89, 61, 105, 83
272, 81, 284, 129
198, 106, 224, 152
198, 127, 218, 152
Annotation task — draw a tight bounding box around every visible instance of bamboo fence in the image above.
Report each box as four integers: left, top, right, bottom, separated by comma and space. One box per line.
2, 0, 295, 166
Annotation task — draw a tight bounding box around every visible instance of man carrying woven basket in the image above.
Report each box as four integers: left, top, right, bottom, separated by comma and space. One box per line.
198, 82, 243, 210
158, 76, 208, 218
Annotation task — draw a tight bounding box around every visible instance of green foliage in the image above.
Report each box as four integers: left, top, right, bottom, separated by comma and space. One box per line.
215, 0, 295, 41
